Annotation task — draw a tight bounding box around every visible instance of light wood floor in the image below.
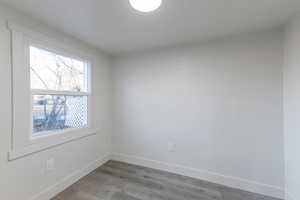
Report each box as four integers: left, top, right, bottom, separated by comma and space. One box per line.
52, 161, 282, 200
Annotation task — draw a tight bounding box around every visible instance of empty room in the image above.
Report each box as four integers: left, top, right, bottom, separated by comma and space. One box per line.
0, 0, 300, 200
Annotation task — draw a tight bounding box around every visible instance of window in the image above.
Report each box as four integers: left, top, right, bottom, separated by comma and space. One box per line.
30, 46, 89, 136
9, 22, 96, 160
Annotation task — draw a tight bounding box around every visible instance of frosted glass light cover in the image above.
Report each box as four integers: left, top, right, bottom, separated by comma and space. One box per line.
129, 0, 162, 12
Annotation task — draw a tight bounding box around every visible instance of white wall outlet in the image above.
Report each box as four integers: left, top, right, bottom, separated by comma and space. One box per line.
168, 142, 175, 152
46, 158, 55, 172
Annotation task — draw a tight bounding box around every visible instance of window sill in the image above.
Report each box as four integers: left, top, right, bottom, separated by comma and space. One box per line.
8, 128, 99, 161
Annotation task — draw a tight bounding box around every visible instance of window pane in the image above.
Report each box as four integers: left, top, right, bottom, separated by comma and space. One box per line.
32, 95, 88, 135
30, 46, 88, 92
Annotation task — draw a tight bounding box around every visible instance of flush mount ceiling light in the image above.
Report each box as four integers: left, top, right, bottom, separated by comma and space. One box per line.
129, 0, 162, 13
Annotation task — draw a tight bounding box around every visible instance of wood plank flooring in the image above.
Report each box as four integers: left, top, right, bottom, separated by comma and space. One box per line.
52, 161, 282, 200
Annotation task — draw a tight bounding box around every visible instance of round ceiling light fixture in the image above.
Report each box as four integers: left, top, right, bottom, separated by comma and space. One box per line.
129, 0, 162, 13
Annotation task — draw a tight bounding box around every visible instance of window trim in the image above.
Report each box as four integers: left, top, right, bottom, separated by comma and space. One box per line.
8, 22, 98, 161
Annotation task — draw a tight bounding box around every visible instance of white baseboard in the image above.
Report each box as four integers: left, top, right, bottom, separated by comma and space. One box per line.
30, 155, 110, 200
111, 153, 284, 199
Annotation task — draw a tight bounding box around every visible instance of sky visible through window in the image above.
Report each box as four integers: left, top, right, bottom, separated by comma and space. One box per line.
30, 46, 87, 92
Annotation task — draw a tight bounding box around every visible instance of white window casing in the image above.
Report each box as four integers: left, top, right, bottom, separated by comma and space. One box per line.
8, 22, 97, 160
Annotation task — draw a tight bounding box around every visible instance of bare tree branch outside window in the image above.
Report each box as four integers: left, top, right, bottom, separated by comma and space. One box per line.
30, 46, 88, 134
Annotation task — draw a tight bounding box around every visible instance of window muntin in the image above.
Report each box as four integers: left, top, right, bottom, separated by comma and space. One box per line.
30, 45, 90, 137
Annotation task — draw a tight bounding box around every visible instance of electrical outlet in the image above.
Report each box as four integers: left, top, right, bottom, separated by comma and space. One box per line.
46, 158, 55, 172
168, 142, 175, 152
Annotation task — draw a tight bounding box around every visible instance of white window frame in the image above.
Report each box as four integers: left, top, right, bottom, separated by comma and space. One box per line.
8, 22, 97, 160
28, 43, 91, 140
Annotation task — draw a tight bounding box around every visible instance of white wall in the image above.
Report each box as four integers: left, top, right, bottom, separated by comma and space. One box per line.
0, 2, 288, 200
112, 30, 284, 198
283, 13, 300, 200
0, 3, 112, 200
